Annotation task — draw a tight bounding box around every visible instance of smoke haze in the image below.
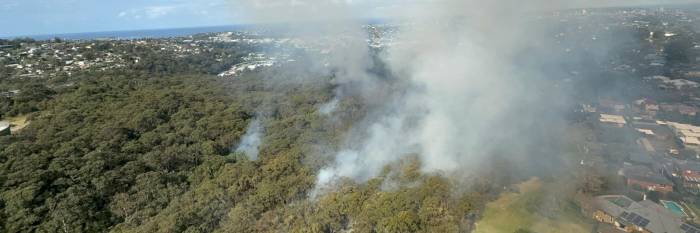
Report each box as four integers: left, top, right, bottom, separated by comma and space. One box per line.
229, 0, 623, 192
317, 1, 565, 189
235, 118, 264, 160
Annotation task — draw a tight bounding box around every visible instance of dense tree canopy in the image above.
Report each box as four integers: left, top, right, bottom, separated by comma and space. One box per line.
0, 66, 494, 232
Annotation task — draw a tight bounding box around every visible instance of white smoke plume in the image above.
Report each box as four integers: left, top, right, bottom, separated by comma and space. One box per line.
229, 0, 623, 193
235, 118, 264, 160
318, 97, 340, 115
310, 0, 568, 189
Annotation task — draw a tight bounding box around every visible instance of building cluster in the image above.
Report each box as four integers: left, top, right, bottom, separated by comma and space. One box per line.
0, 31, 276, 79
589, 78, 700, 231
215, 25, 397, 78
550, 6, 700, 83
2, 41, 162, 77
217, 52, 289, 77
665, 122, 700, 151
0, 41, 130, 77
582, 7, 700, 228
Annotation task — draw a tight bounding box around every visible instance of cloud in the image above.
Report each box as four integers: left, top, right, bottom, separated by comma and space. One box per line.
118, 5, 181, 20
145, 6, 177, 18
1, 2, 19, 11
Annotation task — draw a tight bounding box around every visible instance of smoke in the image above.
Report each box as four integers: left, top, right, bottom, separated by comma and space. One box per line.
311, 0, 572, 190
318, 97, 339, 115
229, 0, 612, 193
235, 118, 264, 160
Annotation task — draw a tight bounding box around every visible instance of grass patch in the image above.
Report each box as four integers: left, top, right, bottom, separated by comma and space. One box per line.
3, 115, 29, 133
474, 178, 592, 233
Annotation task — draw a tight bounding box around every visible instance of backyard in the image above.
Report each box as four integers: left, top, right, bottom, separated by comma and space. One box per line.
474, 178, 594, 233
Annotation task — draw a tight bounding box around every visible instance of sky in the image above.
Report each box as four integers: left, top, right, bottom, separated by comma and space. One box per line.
0, 0, 698, 38
0, 0, 235, 37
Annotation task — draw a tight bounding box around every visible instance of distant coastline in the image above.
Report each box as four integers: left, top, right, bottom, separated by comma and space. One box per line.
1, 18, 390, 41
1, 25, 249, 41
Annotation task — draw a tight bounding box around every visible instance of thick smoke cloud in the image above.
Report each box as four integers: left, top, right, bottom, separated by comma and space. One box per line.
229, 0, 612, 193
316, 1, 557, 187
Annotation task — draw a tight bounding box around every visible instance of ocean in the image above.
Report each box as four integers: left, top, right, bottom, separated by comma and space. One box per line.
3, 25, 249, 41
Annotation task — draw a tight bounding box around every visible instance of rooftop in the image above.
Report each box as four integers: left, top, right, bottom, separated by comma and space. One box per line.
621, 163, 673, 185
629, 151, 654, 165
676, 160, 700, 173
665, 122, 700, 146
600, 114, 627, 125
636, 128, 655, 136
595, 195, 696, 233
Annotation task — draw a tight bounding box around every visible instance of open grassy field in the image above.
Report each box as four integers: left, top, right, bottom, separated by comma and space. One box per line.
474, 178, 593, 233
3, 115, 29, 133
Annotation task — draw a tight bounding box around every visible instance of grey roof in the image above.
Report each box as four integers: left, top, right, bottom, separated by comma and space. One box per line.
0, 121, 9, 131
621, 163, 673, 185
622, 163, 654, 174
594, 195, 696, 233
627, 174, 674, 185
629, 151, 654, 165
676, 160, 700, 172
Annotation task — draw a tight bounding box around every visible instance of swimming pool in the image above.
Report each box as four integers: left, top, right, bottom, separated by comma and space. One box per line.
661, 200, 688, 217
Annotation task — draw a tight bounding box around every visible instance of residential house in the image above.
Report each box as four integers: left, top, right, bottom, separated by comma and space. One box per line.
633, 121, 674, 141
663, 121, 700, 152
629, 151, 655, 167
660, 104, 699, 117
600, 99, 626, 114
593, 195, 697, 233
600, 114, 627, 128
673, 161, 700, 192
678, 105, 698, 117
620, 163, 674, 193
635, 98, 660, 117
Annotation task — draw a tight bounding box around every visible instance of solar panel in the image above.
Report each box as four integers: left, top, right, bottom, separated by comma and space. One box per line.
681, 224, 690, 230
632, 215, 643, 224
639, 219, 650, 227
